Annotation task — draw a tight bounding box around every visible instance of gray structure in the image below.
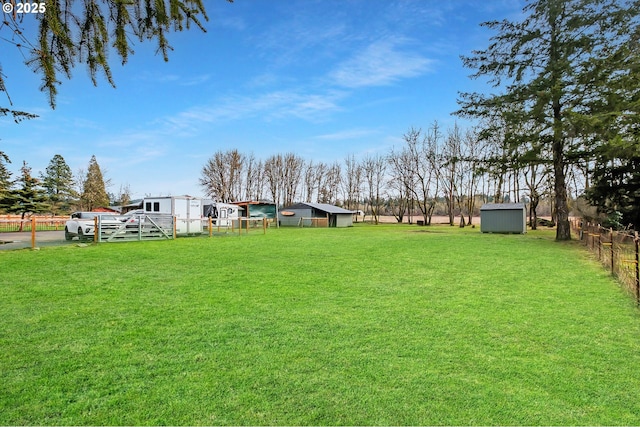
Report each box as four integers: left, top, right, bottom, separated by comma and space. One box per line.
480, 203, 527, 234
279, 202, 355, 227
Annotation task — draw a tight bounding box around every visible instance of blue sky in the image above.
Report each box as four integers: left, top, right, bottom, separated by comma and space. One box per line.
1, 0, 523, 200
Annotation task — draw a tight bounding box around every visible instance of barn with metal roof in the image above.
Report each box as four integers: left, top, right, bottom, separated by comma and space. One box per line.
279, 202, 355, 227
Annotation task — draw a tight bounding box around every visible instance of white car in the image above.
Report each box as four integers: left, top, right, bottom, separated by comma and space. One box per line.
119, 209, 146, 226
64, 212, 122, 241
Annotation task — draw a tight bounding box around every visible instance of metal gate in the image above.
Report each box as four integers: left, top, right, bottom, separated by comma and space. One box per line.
96, 214, 174, 242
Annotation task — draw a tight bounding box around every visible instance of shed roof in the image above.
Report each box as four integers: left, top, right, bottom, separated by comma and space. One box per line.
286, 202, 355, 214
480, 203, 526, 211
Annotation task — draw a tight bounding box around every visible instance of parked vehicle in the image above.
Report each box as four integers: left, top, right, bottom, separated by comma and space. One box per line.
64, 212, 122, 241
203, 202, 240, 227
119, 209, 145, 226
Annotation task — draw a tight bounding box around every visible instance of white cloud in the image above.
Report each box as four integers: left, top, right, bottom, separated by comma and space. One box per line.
164, 89, 347, 131
134, 72, 211, 86
330, 37, 433, 88
314, 128, 379, 141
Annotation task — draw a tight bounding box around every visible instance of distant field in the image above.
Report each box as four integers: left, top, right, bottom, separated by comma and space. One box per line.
1, 224, 639, 425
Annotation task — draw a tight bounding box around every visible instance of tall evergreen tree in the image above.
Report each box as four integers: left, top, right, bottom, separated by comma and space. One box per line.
80, 155, 109, 211
4, 162, 48, 228
581, 5, 640, 228
0, 151, 13, 213
587, 140, 640, 229
41, 154, 77, 214
456, 0, 634, 240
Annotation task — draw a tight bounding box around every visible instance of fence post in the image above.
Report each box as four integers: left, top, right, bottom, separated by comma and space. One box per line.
635, 231, 639, 306
173, 216, 177, 239
209, 216, 212, 238
94, 216, 98, 243
598, 228, 602, 260
610, 228, 614, 275
31, 216, 36, 249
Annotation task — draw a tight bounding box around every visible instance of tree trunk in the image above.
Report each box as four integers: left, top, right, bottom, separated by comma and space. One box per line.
18, 212, 26, 232
549, 11, 571, 241
554, 157, 571, 240
552, 112, 571, 240
530, 197, 539, 230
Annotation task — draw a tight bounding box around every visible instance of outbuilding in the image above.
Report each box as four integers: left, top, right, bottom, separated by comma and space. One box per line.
480, 203, 527, 234
279, 202, 355, 227
232, 201, 277, 219
143, 195, 203, 235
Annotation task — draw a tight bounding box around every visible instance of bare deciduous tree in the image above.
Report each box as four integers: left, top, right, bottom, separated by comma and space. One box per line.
303, 161, 318, 203
387, 147, 414, 223
264, 154, 284, 207
318, 162, 341, 205
282, 153, 304, 207
343, 154, 363, 211
244, 154, 265, 201
200, 149, 245, 202
402, 125, 440, 225
362, 154, 386, 224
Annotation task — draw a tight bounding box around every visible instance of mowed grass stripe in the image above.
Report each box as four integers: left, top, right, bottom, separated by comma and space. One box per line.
1, 225, 639, 425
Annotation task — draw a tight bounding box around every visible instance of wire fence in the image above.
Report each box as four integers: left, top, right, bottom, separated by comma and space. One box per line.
571, 219, 640, 305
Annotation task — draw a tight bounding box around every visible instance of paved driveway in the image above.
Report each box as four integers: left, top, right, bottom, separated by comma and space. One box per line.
0, 231, 68, 250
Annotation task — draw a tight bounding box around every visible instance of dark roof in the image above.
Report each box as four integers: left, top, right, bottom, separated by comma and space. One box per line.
286, 202, 355, 214
480, 203, 526, 211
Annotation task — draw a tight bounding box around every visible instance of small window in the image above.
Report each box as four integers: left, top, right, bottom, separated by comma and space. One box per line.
145, 202, 152, 211
153, 202, 160, 212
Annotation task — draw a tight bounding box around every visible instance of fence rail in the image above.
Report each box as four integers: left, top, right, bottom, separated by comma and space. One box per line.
97, 214, 175, 242
298, 217, 329, 228
571, 219, 640, 305
0, 216, 67, 232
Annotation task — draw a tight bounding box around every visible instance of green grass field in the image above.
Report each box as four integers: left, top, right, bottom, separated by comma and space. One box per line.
2, 224, 640, 425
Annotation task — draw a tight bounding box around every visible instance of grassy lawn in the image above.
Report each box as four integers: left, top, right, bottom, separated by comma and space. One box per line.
1, 224, 640, 425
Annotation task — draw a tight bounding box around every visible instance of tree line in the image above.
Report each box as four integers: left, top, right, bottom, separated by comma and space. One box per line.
199, 119, 573, 228
0, 152, 127, 217
200, 0, 640, 238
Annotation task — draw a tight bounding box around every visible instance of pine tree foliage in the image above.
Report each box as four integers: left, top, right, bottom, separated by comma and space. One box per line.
3, 161, 48, 217
587, 139, 640, 228
581, 3, 640, 228
0, 151, 13, 212
80, 155, 109, 211
456, 0, 637, 240
0, 67, 39, 123
1, 0, 230, 111
41, 154, 77, 214
0, 151, 11, 189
